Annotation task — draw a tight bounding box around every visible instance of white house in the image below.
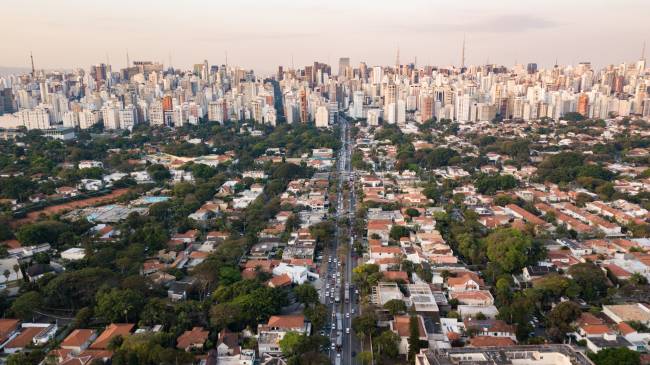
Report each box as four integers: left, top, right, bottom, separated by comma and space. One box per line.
272, 263, 309, 285
61, 247, 86, 261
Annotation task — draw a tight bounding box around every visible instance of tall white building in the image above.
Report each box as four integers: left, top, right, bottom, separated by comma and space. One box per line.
315, 105, 329, 128
18, 108, 51, 130
101, 106, 120, 130
351, 91, 364, 119
149, 101, 164, 126
119, 105, 137, 130
397, 99, 406, 124
79, 110, 100, 129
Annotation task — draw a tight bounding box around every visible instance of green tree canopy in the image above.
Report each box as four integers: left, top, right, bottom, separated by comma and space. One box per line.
383, 299, 407, 316
10, 291, 43, 321
294, 283, 319, 307
546, 301, 581, 342
568, 262, 609, 302
95, 288, 145, 323
484, 228, 533, 274
588, 347, 640, 365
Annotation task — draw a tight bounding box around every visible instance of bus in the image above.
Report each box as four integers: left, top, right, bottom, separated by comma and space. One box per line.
344, 283, 350, 303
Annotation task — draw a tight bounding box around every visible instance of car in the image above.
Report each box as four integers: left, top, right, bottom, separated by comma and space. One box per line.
325, 292, 330, 297
336, 353, 341, 358
345, 312, 350, 318
319, 330, 326, 336
331, 343, 336, 350
351, 308, 355, 314
346, 328, 350, 334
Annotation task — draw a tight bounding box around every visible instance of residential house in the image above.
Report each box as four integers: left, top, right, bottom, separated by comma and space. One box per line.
60, 329, 97, 354
90, 323, 134, 350
177, 327, 209, 352
390, 315, 427, 355
257, 315, 310, 355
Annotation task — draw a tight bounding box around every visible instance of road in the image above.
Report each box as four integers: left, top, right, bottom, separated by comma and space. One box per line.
323, 115, 360, 365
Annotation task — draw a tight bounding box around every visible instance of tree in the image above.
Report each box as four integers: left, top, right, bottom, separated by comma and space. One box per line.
475, 174, 518, 195
374, 330, 400, 360
484, 228, 532, 274
353, 264, 383, 294
383, 299, 407, 316
111, 332, 194, 365
588, 347, 640, 365
568, 262, 608, 302
546, 301, 581, 342
72, 307, 94, 329
309, 221, 336, 247
304, 303, 329, 330
95, 288, 145, 323
146, 164, 171, 183
10, 291, 42, 320
358, 351, 373, 365
389, 225, 411, 241
294, 283, 319, 307
279, 331, 302, 357
7, 350, 45, 365
533, 273, 579, 304
408, 315, 424, 361
209, 302, 241, 331
279, 333, 330, 365
352, 310, 379, 339
405, 208, 420, 218
16, 220, 72, 246
43, 267, 119, 309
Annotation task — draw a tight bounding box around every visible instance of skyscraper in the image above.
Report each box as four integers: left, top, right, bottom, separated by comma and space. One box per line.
338, 57, 350, 78
577, 93, 589, 116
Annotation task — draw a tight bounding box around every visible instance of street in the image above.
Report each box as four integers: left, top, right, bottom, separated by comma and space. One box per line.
322, 116, 360, 365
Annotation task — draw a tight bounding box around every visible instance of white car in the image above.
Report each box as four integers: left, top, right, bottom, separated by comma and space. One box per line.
345, 312, 350, 318
346, 328, 350, 334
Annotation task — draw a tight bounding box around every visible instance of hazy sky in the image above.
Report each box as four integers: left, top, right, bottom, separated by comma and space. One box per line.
2, 0, 649, 75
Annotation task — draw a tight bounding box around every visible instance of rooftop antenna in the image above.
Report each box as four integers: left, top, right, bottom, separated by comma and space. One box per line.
461, 34, 466, 69
30, 52, 35, 78
126, 49, 130, 68
642, 41, 647, 60
291, 54, 294, 70
168, 51, 172, 70
396, 46, 400, 70
225, 50, 228, 68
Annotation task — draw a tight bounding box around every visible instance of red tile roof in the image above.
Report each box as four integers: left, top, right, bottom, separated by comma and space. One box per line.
90, 324, 134, 349
176, 327, 209, 350
266, 315, 305, 329
469, 336, 516, 347
62, 329, 96, 348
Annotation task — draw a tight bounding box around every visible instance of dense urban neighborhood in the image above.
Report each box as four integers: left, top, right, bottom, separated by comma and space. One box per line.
0, 53, 649, 365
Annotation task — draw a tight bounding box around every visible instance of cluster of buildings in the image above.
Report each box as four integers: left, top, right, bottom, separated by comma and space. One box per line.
342, 111, 650, 362
0, 60, 280, 133
3, 53, 649, 137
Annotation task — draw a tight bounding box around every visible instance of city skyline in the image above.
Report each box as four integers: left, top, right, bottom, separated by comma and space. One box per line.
3, 0, 649, 74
